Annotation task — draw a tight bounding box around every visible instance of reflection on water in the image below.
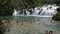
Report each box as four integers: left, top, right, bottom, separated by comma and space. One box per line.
1, 16, 60, 34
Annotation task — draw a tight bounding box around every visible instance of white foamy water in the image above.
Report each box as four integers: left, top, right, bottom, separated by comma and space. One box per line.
13, 9, 20, 16
13, 4, 59, 17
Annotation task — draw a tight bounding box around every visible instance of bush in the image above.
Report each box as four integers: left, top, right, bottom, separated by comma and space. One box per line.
52, 12, 60, 21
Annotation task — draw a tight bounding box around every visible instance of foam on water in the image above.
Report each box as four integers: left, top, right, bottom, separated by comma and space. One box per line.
13, 4, 59, 17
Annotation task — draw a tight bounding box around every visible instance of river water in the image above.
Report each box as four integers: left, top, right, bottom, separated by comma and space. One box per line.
1, 16, 60, 34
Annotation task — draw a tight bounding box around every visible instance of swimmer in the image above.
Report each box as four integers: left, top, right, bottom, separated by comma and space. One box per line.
45, 30, 48, 34
49, 31, 53, 34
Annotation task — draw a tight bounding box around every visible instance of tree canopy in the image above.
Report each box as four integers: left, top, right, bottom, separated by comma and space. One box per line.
0, 0, 60, 16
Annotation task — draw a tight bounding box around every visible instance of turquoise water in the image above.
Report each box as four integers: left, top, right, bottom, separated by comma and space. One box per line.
0, 16, 60, 34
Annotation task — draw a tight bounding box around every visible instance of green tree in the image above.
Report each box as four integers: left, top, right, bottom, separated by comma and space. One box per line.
0, 0, 14, 16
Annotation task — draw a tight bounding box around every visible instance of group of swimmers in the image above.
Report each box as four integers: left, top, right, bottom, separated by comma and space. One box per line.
46, 30, 53, 34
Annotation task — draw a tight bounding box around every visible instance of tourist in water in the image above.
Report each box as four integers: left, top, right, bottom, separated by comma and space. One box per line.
49, 31, 53, 34
8, 29, 10, 32
39, 23, 40, 25
17, 20, 18, 25
51, 20, 52, 25
53, 22, 55, 24
45, 30, 49, 34
21, 21, 24, 25
30, 21, 32, 24
38, 19, 39, 22
21, 23, 24, 25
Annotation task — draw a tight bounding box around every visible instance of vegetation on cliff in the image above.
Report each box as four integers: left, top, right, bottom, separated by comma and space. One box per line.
52, 8, 60, 21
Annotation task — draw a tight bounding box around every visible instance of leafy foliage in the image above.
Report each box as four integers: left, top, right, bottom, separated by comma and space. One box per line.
53, 12, 60, 21
0, 0, 14, 16
0, 0, 60, 16
52, 8, 60, 21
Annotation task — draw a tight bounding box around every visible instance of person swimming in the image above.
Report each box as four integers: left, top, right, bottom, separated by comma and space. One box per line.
45, 30, 49, 34
17, 20, 18, 25
49, 31, 53, 34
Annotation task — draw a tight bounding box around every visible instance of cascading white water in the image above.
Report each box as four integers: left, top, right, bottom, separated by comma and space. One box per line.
32, 7, 41, 15
13, 5, 59, 17
40, 5, 59, 16
13, 9, 20, 16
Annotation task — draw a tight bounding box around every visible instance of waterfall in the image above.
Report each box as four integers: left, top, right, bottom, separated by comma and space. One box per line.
13, 5, 59, 17
13, 9, 20, 16
32, 7, 41, 15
